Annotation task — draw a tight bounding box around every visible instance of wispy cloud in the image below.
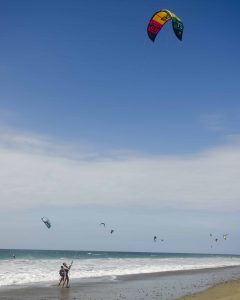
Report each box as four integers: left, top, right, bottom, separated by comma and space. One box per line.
1, 125, 240, 214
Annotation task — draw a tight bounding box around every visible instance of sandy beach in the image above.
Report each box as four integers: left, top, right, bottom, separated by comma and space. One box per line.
0, 267, 240, 300
1, 280, 240, 300
178, 279, 240, 300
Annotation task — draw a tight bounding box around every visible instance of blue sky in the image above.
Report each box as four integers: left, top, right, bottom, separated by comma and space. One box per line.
0, 0, 240, 253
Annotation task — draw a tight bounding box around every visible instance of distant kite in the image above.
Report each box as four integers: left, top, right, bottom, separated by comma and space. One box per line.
110, 229, 114, 234
223, 234, 228, 240
100, 223, 106, 227
154, 236, 157, 242
147, 9, 184, 42
41, 217, 51, 229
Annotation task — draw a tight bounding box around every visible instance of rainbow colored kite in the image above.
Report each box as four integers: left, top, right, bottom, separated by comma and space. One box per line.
147, 9, 184, 42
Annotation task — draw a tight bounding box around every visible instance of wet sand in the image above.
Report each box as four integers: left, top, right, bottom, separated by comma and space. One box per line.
0, 267, 240, 299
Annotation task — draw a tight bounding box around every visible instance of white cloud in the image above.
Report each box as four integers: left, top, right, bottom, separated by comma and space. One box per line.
0, 128, 240, 213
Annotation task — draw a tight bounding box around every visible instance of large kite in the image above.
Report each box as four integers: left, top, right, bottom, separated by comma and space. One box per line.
147, 9, 184, 42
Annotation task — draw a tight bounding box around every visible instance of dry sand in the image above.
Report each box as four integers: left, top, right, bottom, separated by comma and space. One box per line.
178, 279, 240, 300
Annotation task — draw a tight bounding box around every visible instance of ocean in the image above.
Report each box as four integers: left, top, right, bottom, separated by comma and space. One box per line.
1, 249, 240, 287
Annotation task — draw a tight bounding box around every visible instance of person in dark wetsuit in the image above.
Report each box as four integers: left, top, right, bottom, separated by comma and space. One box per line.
63, 262, 72, 288
58, 266, 65, 287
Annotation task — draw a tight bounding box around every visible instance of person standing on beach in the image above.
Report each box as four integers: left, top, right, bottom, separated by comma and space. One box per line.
58, 265, 65, 287
62, 262, 72, 288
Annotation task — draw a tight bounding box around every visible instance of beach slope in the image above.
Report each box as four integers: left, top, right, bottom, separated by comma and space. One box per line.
179, 279, 240, 300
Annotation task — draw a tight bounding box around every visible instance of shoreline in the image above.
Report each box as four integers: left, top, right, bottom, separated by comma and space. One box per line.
117, 265, 240, 281
0, 266, 240, 299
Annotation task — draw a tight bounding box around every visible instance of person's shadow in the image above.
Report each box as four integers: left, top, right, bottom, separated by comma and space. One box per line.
59, 287, 71, 300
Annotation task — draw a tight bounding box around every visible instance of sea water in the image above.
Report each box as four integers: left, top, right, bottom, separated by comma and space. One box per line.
0, 249, 240, 287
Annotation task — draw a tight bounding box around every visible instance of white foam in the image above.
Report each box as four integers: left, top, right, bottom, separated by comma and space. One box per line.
0, 256, 240, 287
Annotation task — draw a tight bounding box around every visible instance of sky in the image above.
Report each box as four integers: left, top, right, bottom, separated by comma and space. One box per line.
0, 0, 240, 254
